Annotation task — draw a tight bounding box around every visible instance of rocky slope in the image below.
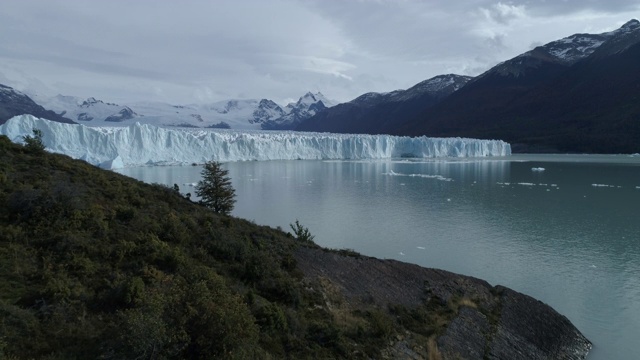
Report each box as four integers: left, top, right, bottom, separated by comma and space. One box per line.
295, 247, 591, 359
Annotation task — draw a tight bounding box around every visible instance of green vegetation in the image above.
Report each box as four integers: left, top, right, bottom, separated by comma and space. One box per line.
0, 135, 465, 359
290, 219, 315, 243
195, 160, 236, 215
21, 128, 45, 153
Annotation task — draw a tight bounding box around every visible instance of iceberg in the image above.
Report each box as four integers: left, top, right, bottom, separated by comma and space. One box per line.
0, 115, 511, 169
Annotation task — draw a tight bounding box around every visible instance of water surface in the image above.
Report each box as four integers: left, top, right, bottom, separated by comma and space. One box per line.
118, 154, 640, 359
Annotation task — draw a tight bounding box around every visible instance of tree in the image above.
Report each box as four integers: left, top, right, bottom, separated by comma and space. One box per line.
195, 161, 236, 215
290, 219, 315, 243
22, 128, 45, 153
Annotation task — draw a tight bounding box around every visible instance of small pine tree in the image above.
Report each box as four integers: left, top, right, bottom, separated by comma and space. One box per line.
290, 219, 315, 243
195, 161, 236, 215
22, 128, 45, 153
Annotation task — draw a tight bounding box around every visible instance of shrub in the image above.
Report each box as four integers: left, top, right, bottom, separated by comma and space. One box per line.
289, 220, 315, 243
22, 129, 45, 153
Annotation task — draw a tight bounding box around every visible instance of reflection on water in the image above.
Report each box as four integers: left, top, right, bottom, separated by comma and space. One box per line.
117, 155, 640, 360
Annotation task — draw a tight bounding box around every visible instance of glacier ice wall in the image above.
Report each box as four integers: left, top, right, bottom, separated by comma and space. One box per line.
0, 115, 511, 169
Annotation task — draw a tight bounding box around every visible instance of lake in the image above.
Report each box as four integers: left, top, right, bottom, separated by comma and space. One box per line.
117, 154, 640, 359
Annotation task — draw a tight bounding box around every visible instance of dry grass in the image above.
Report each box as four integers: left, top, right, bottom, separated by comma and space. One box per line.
448, 296, 478, 313
427, 336, 442, 360
458, 297, 478, 309
317, 277, 367, 329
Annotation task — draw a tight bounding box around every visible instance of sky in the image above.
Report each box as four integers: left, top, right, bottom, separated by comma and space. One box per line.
1, 0, 638, 106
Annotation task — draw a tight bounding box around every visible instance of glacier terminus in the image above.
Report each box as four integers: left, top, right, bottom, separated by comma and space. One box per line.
0, 115, 511, 169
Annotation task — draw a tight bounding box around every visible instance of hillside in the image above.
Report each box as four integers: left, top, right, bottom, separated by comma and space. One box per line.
395, 19, 640, 153
0, 135, 590, 359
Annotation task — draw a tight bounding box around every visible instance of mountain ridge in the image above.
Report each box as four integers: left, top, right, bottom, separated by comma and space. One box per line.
30, 91, 333, 130
296, 74, 472, 134
0, 84, 75, 125
296, 19, 640, 154
394, 18, 640, 153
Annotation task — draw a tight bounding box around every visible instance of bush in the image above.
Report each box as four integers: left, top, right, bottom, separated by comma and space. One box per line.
22, 129, 45, 153
290, 220, 315, 243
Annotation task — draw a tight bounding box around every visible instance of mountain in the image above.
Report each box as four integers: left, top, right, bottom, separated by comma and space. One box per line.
394, 19, 640, 153
261, 92, 335, 130
295, 74, 472, 134
35, 92, 330, 130
0, 84, 74, 125
251, 99, 287, 124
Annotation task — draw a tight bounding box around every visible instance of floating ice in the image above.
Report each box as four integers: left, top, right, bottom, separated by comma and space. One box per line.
531, 167, 545, 171
0, 115, 512, 169
592, 184, 619, 188
384, 171, 453, 182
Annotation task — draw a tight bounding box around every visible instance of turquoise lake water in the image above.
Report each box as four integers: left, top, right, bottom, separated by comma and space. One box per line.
118, 154, 640, 359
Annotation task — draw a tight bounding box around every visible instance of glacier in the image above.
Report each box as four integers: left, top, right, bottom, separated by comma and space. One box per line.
0, 115, 511, 169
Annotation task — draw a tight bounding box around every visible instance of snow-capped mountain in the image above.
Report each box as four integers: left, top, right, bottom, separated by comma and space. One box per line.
388, 74, 473, 102
0, 84, 74, 124
485, 19, 640, 77
588, 19, 640, 59
35, 92, 333, 130
43, 95, 137, 123
394, 19, 640, 154
346, 74, 471, 107
250, 99, 287, 124
296, 75, 472, 134
262, 92, 334, 130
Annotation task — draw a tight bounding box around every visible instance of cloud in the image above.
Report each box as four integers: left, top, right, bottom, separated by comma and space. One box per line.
0, 0, 638, 104
479, 3, 527, 25
522, 0, 640, 16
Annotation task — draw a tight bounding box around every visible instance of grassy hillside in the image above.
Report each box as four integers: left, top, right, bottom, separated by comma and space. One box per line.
0, 135, 458, 359
0, 135, 593, 359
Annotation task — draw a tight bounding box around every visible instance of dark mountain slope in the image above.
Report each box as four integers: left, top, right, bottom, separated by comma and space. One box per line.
296, 74, 471, 134
0, 84, 74, 125
396, 20, 640, 153
498, 40, 640, 153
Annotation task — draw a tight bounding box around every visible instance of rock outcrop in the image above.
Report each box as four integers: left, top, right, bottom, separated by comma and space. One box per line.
295, 247, 591, 359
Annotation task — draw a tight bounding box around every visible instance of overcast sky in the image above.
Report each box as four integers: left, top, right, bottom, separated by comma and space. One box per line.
1, 1, 638, 105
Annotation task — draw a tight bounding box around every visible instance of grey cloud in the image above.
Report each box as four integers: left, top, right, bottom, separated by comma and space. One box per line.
521, 0, 640, 16
1, 0, 638, 104
480, 3, 526, 25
